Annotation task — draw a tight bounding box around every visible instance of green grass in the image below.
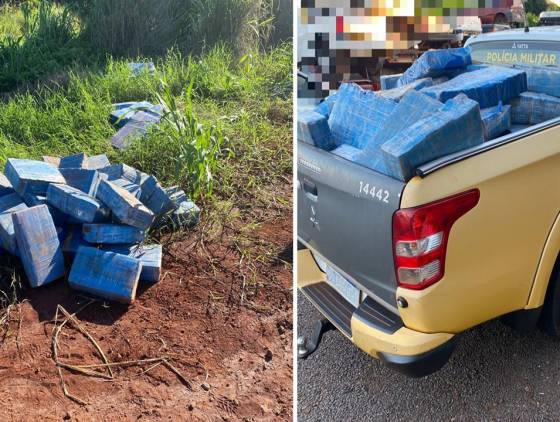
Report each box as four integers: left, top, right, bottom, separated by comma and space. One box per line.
0, 42, 292, 203
0, 0, 292, 93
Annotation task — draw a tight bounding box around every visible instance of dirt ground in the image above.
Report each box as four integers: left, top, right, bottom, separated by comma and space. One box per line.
0, 202, 293, 421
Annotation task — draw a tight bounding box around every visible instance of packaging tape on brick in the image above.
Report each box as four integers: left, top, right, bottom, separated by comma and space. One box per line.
377, 78, 434, 102
69, 246, 142, 304
420, 65, 527, 108
397, 48, 471, 87
380, 94, 484, 181
12, 205, 65, 287
297, 110, 336, 150
356, 91, 443, 174
481, 103, 511, 141
510, 91, 560, 125
328, 83, 396, 149
513, 65, 560, 98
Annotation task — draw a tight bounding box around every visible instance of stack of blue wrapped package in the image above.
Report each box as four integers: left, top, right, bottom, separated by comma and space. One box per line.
0, 153, 200, 304
380, 94, 484, 181
420, 65, 527, 108
328, 83, 396, 149
397, 48, 472, 86
481, 102, 511, 141
355, 91, 443, 173
510, 92, 560, 125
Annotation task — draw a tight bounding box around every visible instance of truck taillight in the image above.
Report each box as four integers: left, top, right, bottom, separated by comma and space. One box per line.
392, 189, 480, 290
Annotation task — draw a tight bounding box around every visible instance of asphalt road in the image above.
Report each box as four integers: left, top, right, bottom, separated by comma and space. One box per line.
297, 293, 560, 421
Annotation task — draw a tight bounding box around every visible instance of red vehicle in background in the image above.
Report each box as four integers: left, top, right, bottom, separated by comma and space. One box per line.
479, 0, 525, 26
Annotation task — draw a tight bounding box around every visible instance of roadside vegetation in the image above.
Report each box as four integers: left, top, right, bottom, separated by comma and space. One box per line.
0, 0, 292, 201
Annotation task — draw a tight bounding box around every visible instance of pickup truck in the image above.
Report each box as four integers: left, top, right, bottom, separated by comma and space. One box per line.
297, 27, 560, 377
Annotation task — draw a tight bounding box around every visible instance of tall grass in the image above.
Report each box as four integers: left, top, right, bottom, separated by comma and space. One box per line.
68, 0, 291, 56
0, 1, 87, 92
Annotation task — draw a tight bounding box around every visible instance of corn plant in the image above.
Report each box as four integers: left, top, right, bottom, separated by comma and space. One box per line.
154, 80, 225, 199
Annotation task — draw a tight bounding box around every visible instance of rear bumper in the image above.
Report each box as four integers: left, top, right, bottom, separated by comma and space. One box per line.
298, 248, 455, 377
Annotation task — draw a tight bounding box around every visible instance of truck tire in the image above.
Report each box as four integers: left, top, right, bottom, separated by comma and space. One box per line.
540, 257, 560, 336
493, 13, 508, 25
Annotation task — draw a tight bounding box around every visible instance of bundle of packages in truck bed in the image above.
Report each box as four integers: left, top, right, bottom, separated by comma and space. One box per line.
0, 154, 200, 304
298, 47, 560, 182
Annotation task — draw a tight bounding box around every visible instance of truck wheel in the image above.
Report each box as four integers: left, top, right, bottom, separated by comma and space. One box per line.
493, 13, 508, 25
540, 258, 560, 336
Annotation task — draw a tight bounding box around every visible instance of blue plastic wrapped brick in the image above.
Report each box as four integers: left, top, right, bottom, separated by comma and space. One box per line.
59, 153, 88, 169
69, 246, 142, 304
297, 110, 336, 150
47, 184, 109, 223
380, 94, 484, 181
514, 65, 560, 98
110, 101, 162, 129
331, 144, 362, 161
510, 91, 560, 125
356, 91, 443, 173
96, 179, 154, 230
481, 102, 511, 141
397, 48, 471, 87
378, 78, 434, 102
314, 91, 338, 118
5, 159, 66, 196
328, 83, 396, 149
12, 205, 65, 287
421, 65, 527, 108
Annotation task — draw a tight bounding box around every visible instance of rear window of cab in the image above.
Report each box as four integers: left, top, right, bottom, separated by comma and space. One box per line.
468, 40, 560, 66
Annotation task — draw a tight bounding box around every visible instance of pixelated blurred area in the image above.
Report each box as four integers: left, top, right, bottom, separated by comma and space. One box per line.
297, 0, 524, 102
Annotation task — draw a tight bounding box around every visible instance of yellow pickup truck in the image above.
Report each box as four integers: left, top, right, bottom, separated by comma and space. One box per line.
297, 27, 560, 377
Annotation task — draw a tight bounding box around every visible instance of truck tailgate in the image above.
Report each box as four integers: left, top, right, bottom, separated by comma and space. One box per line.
297, 142, 405, 308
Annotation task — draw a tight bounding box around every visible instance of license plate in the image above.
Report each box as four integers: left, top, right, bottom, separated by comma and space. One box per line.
325, 266, 360, 308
